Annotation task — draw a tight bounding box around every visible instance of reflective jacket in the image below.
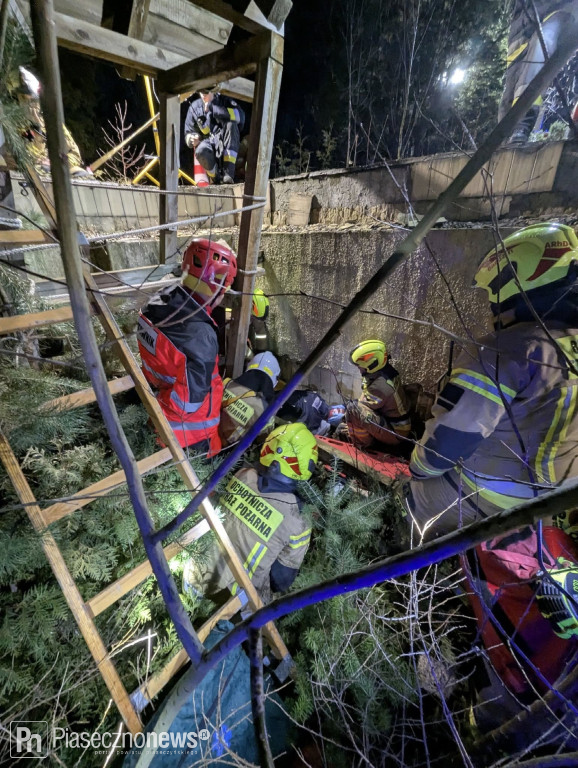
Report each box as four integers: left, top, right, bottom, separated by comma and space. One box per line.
410, 322, 578, 517
359, 363, 411, 443
200, 467, 311, 600
184, 94, 245, 140
219, 378, 274, 446
137, 284, 222, 454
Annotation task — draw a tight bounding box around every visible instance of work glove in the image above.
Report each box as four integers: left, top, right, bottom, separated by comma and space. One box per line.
185, 133, 200, 149
536, 563, 578, 638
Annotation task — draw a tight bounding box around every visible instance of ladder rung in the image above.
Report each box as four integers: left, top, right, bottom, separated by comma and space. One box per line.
42, 448, 172, 525
0, 306, 94, 336
87, 519, 210, 617
0, 229, 54, 245
40, 375, 135, 412
131, 595, 242, 712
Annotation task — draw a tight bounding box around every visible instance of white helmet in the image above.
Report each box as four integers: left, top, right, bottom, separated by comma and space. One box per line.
247, 351, 280, 387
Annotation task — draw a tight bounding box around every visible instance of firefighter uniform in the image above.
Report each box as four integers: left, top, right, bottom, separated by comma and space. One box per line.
219, 378, 275, 446
409, 322, 578, 534
499, 0, 578, 139
347, 363, 411, 447
184, 467, 311, 602
137, 283, 222, 454
184, 94, 245, 181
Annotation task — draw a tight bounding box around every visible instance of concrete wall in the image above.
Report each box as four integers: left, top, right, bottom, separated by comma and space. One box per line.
255, 227, 506, 400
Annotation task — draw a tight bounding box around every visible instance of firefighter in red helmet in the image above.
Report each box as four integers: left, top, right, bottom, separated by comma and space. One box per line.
137, 238, 237, 455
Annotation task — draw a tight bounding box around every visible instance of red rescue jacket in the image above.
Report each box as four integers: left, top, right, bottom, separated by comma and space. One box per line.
137, 285, 222, 454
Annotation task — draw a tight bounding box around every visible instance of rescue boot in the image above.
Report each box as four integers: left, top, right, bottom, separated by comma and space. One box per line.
508, 105, 540, 144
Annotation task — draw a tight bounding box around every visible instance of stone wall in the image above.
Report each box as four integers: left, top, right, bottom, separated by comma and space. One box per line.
255, 227, 507, 400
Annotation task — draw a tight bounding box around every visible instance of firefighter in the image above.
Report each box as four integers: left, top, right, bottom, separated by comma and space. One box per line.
402, 223, 578, 718
183, 423, 317, 604
277, 390, 331, 435
406, 223, 578, 539
17, 66, 88, 177
248, 289, 271, 356
137, 238, 237, 456
219, 351, 280, 447
184, 87, 245, 184
499, 0, 578, 143
343, 340, 411, 449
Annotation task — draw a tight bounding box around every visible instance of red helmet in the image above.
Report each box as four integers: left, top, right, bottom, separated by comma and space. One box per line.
182, 238, 237, 295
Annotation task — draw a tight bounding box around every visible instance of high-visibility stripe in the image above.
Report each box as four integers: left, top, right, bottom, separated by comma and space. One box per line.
142, 360, 176, 384
168, 416, 220, 431
538, 386, 578, 484
227, 107, 241, 122
411, 450, 445, 477
460, 469, 536, 510
289, 533, 311, 549
171, 391, 203, 413
223, 153, 237, 164
249, 545, 266, 577
289, 528, 311, 545
199, 124, 210, 135
452, 368, 516, 407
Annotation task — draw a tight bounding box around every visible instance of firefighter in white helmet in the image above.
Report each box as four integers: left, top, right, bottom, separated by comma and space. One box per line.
219, 351, 280, 446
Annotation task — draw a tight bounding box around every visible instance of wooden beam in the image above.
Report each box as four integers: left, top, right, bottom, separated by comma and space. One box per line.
187, 0, 265, 35
158, 31, 272, 95
42, 448, 172, 525
0, 228, 54, 245
87, 519, 211, 617
158, 91, 179, 264
219, 75, 255, 102
250, 0, 292, 29
54, 12, 188, 75
226, 33, 283, 377
149, 0, 232, 48
0, 432, 142, 735
0, 305, 82, 335
40, 375, 135, 412
118, 0, 153, 80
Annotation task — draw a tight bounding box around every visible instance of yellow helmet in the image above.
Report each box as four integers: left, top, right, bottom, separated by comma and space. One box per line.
252, 289, 270, 319
260, 423, 318, 481
350, 340, 387, 373
474, 223, 578, 305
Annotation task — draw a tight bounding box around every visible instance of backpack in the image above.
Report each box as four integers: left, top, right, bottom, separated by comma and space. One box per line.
462, 526, 578, 697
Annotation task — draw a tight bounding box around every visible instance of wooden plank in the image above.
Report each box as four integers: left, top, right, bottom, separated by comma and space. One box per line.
131, 595, 242, 711
158, 31, 272, 95
87, 519, 211, 617
118, 0, 153, 80
219, 76, 255, 103
42, 448, 172, 525
86, 271, 291, 663
0, 228, 53, 245
251, 0, 292, 29
159, 92, 180, 264
287, 194, 312, 226
149, 0, 232, 46
54, 12, 188, 75
0, 305, 80, 335
225, 36, 283, 378
187, 0, 266, 35
40, 375, 135, 413
0, 431, 142, 735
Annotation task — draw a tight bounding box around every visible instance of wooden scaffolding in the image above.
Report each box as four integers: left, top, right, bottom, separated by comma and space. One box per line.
0, 0, 291, 736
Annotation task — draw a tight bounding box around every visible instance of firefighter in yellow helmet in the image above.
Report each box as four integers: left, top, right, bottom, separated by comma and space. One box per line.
183, 423, 317, 604
407, 222, 578, 540
342, 339, 411, 449
248, 288, 271, 357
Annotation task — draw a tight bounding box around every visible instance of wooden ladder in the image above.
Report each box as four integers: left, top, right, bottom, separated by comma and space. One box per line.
0, 248, 291, 736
